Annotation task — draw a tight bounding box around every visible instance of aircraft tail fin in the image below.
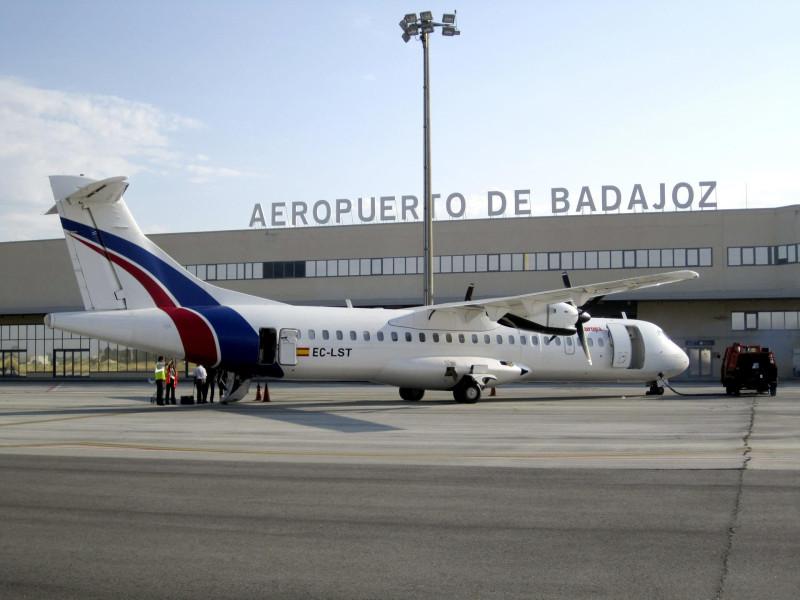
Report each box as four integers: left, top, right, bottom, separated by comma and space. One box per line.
48, 175, 277, 311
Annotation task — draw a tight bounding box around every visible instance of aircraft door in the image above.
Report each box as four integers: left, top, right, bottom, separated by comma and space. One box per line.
606, 323, 632, 368
279, 328, 300, 366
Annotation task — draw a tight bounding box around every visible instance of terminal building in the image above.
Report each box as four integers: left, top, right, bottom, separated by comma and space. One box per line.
1, 204, 799, 381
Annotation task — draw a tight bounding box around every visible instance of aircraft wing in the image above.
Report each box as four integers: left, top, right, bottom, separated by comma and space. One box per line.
411, 270, 699, 323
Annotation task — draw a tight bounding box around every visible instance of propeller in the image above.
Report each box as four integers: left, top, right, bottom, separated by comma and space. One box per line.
464, 283, 475, 302
561, 270, 604, 365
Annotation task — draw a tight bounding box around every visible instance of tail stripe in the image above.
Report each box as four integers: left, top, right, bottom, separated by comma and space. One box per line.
61, 217, 217, 307
63, 219, 260, 367
67, 230, 220, 366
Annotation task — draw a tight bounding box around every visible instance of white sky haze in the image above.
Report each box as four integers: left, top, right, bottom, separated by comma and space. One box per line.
1, 0, 798, 241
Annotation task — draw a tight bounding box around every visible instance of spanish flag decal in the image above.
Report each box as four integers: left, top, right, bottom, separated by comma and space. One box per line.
297, 347, 310, 357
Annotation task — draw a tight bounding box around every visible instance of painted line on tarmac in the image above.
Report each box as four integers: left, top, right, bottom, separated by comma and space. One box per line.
0, 409, 153, 427
1, 441, 795, 462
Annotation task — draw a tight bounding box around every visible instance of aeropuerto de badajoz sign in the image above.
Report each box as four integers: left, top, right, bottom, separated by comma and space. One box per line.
249, 181, 717, 228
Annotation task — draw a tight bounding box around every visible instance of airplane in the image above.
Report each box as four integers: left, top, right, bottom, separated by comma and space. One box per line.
44, 175, 698, 404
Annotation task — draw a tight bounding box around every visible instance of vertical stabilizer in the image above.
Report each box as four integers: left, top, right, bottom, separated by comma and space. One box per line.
48, 175, 280, 313
49, 175, 130, 310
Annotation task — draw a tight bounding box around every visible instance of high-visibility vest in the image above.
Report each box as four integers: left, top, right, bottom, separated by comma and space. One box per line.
154, 361, 166, 381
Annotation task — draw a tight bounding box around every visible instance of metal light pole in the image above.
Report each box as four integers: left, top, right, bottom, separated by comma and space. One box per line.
400, 11, 460, 306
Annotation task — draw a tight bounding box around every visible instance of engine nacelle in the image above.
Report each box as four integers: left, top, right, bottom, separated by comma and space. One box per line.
526, 302, 580, 334
376, 356, 530, 390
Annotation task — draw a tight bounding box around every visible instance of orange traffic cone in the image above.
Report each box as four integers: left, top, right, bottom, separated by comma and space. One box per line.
490, 386, 497, 397
255, 383, 263, 402
262, 382, 270, 402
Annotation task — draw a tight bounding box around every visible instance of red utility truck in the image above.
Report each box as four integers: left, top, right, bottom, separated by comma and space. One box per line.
720, 343, 778, 396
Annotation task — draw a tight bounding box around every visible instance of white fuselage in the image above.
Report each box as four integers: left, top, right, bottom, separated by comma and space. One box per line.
48, 303, 689, 391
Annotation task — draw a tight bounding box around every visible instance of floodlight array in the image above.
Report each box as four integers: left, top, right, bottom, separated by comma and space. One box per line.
399, 10, 460, 42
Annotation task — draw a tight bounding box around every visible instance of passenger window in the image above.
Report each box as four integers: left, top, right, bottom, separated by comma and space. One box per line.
433, 333, 440, 342
496, 335, 503, 345
471, 334, 478, 343
350, 331, 357, 341
458, 334, 465, 343
322, 330, 330, 340
363, 331, 370, 341
532, 335, 539, 346
588, 338, 594, 347
405, 332, 412, 342
419, 332, 426, 342
391, 331, 398, 342
544, 337, 550, 345
598, 338, 604, 347
484, 334, 490, 344
308, 329, 316, 340
377, 331, 384, 341
508, 335, 515, 345
566, 337, 573, 347
336, 330, 343, 341
555, 337, 562, 346
520, 336, 527, 345
445, 333, 453, 343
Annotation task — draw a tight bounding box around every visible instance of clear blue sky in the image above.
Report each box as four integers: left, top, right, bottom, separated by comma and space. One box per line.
1, 0, 798, 241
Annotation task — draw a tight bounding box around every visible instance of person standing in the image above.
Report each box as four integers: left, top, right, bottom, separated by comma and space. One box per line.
154, 356, 166, 406
165, 359, 178, 405
206, 368, 216, 403
193, 364, 207, 403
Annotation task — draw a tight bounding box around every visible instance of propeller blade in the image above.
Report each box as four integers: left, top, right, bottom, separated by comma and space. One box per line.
464, 283, 475, 302
580, 295, 605, 312
576, 323, 592, 365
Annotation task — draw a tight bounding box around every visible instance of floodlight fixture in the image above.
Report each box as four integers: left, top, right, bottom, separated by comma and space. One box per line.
399, 9, 460, 305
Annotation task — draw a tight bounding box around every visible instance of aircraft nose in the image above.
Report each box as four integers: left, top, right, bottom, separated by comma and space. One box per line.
665, 343, 690, 376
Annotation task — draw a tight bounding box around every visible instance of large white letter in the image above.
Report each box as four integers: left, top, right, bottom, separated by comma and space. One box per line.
514, 190, 531, 216
551, 188, 569, 214
488, 191, 506, 217
313, 200, 331, 224
335, 198, 352, 223
271, 202, 286, 227
249, 203, 266, 227
446, 193, 466, 218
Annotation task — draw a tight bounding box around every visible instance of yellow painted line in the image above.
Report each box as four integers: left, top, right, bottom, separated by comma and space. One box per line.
0, 410, 151, 427
1, 441, 796, 460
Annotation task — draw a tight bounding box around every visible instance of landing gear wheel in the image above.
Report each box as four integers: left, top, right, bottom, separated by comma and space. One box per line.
399, 388, 425, 401
454, 382, 481, 404
646, 382, 664, 396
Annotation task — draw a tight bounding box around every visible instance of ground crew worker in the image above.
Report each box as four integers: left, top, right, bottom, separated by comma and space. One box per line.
194, 364, 207, 403
154, 356, 166, 405
165, 359, 178, 405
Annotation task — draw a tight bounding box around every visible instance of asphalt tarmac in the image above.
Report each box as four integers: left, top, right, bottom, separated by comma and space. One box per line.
1, 380, 798, 599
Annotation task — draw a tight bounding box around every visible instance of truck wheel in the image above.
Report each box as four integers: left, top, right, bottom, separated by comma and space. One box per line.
770, 383, 777, 396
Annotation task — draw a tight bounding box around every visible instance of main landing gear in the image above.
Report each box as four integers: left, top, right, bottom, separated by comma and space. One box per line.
646, 380, 665, 396
397, 382, 484, 404
399, 388, 425, 401
453, 381, 481, 404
